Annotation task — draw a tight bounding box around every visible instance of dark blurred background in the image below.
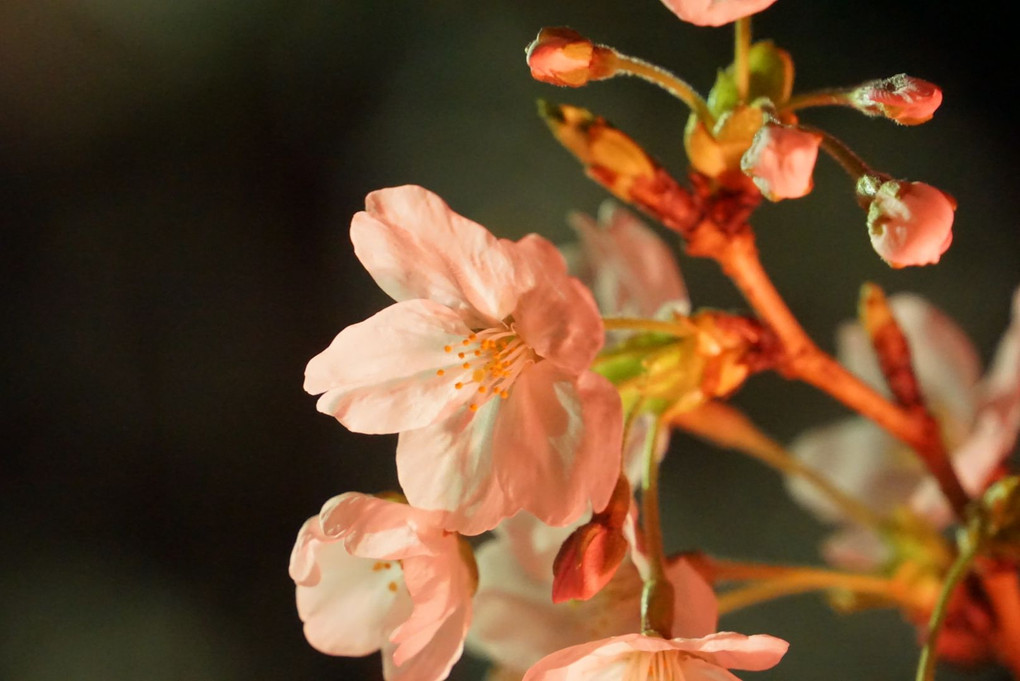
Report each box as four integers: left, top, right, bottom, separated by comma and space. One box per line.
1, 1, 1017, 680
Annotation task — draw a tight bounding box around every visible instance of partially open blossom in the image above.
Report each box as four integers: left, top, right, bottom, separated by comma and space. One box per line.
862, 178, 955, 268
740, 121, 822, 201
526, 27, 613, 88
290, 492, 475, 681
851, 74, 943, 125
305, 186, 622, 535
567, 200, 690, 321
468, 512, 719, 677
787, 291, 1020, 570
659, 0, 778, 26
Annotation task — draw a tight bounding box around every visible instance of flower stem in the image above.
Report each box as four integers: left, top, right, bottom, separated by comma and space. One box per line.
714, 563, 920, 616
781, 88, 852, 113
605, 52, 714, 125
603, 316, 694, 337
667, 401, 885, 532
734, 17, 751, 103
915, 536, 980, 681
640, 416, 675, 637
715, 231, 970, 522
800, 123, 875, 181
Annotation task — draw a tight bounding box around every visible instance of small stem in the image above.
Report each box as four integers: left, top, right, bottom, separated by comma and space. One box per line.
668, 402, 885, 531
734, 17, 751, 103
800, 123, 875, 181
606, 52, 713, 125
603, 316, 693, 337
716, 566, 917, 616
640, 416, 674, 637
915, 537, 980, 681
781, 88, 853, 113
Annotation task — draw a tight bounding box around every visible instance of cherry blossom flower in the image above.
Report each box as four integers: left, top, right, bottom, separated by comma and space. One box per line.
740, 122, 822, 201
851, 74, 943, 125
864, 179, 956, 268
787, 290, 1020, 569
289, 492, 475, 681
468, 512, 720, 678
659, 0, 778, 27
566, 201, 690, 321
304, 186, 622, 535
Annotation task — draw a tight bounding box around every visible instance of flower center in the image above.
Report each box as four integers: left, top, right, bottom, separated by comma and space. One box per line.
622, 650, 686, 681
440, 323, 536, 412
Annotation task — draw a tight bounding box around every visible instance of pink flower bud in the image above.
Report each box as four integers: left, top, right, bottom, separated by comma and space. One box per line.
865, 180, 956, 268
852, 74, 943, 125
659, 0, 777, 26
526, 27, 612, 88
740, 123, 822, 201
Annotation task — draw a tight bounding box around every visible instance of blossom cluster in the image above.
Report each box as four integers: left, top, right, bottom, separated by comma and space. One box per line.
291, 2, 1020, 681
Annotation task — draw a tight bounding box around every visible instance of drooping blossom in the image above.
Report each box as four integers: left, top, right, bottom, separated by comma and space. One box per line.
521, 631, 789, 681
787, 290, 1020, 569
289, 492, 475, 681
468, 511, 720, 679
864, 179, 956, 268
659, 0, 778, 27
851, 74, 943, 125
305, 186, 622, 535
526, 27, 613, 88
566, 200, 690, 321
740, 122, 822, 201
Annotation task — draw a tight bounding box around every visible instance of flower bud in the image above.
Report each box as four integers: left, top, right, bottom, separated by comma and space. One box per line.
551, 476, 631, 602
860, 178, 955, 268
740, 122, 821, 201
851, 74, 943, 125
659, 0, 778, 26
526, 27, 613, 87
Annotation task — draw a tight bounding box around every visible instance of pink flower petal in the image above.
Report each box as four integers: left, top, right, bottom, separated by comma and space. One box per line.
787, 418, 921, 522
390, 546, 474, 666
291, 517, 412, 657
515, 278, 604, 376
305, 299, 475, 434
353, 186, 525, 323
665, 557, 719, 638
382, 604, 470, 681
318, 492, 446, 560
659, 0, 777, 26
568, 201, 689, 319
493, 365, 622, 528
821, 525, 890, 572
668, 631, 790, 670
396, 399, 512, 536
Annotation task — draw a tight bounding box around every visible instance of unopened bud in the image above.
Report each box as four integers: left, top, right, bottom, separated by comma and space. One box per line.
851, 74, 943, 125
740, 122, 821, 201
859, 177, 955, 268
526, 27, 614, 87
551, 476, 631, 602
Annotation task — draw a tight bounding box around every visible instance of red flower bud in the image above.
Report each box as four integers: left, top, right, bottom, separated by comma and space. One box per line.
852, 74, 943, 125
526, 27, 613, 88
551, 476, 631, 602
